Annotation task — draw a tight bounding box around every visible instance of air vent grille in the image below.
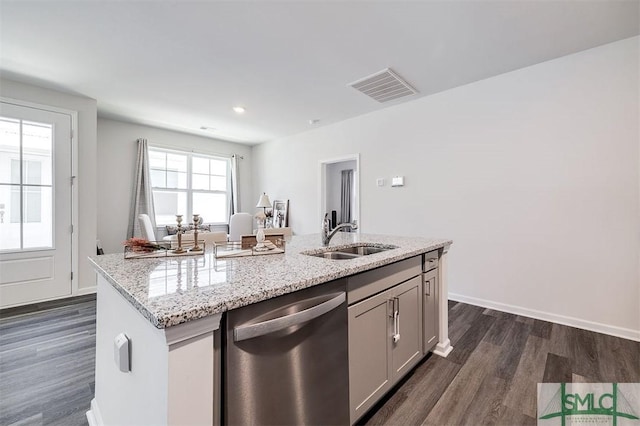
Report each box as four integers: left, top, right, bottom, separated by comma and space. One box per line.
348, 68, 418, 103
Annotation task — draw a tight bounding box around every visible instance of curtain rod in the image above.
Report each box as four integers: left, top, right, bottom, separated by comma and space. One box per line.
146, 141, 245, 159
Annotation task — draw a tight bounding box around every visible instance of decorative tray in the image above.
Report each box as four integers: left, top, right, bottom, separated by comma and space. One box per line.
124, 241, 206, 259
213, 239, 285, 259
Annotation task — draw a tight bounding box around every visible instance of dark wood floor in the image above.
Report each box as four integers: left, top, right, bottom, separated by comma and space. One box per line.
361, 300, 640, 425
1, 297, 638, 426
0, 295, 96, 426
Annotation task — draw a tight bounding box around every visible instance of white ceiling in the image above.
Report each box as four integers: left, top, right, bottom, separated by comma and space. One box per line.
1, 1, 638, 145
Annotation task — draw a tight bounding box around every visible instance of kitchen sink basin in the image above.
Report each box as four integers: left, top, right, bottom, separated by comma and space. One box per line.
312, 251, 361, 260
333, 246, 389, 256
304, 244, 397, 260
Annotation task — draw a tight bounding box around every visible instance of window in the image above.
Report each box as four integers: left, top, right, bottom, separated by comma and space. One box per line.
149, 147, 231, 226
11, 159, 43, 223
0, 117, 53, 250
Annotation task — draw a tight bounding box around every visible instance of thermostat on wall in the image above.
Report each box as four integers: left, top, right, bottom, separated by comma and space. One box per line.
391, 176, 405, 187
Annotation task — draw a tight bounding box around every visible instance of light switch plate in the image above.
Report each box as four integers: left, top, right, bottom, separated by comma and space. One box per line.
391, 176, 404, 187
376, 178, 385, 187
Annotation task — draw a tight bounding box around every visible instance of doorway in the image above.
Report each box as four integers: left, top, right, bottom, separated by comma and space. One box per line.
319, 154, 360, 232
0, 100, 76, 308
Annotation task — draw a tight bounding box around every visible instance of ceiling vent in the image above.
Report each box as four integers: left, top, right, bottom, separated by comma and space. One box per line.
348, 68, 418, 103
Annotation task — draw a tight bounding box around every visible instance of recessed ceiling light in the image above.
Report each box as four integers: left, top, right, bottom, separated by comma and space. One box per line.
233, 106, 246, 114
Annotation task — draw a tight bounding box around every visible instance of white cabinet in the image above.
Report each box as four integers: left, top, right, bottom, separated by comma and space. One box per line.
347, 257, 423, 424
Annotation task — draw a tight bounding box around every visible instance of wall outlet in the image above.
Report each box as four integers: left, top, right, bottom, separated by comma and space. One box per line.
114, 333, 131, 372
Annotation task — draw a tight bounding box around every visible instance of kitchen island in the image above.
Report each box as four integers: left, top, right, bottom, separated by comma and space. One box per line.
87, 233, 452, 426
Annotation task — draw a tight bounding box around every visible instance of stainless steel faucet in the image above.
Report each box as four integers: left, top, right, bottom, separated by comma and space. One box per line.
322, 213, 358, 246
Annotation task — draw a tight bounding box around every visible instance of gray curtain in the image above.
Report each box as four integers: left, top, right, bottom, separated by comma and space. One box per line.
128, 138, 156, 238
340, 169, 353, 225
229, 154, 239, 220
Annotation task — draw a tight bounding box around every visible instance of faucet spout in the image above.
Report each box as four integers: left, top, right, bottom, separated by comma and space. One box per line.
321, 213, 358, 246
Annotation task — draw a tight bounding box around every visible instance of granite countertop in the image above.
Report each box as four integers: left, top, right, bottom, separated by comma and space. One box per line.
89, 233, 452, 329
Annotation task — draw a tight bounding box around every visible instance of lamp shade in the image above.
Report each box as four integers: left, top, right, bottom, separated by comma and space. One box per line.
256, 193, 271, 209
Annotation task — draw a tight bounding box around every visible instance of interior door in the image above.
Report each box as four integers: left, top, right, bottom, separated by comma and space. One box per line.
0, 101, 73, 308
320, 155, 360, 231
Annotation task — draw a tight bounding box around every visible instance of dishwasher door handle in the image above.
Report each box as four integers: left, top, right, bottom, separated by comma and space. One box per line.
234, 292, 346, 342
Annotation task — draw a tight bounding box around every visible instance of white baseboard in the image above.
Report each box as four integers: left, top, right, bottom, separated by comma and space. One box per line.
448, 293, 640, 342
76, 286, 97, 296
1, 288, 97, 310
86, 398, 103, 426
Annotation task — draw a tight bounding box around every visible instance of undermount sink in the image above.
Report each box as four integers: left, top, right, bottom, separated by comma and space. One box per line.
333, 246, 390, 256
305, 244, 397, 260
313, 251, 361, 260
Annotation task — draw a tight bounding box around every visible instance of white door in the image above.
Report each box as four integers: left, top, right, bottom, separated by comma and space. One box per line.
320, 155, 360, 230
0, 101, 73, 308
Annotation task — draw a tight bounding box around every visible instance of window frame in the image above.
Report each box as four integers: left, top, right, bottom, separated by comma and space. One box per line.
148, 146, 232, 227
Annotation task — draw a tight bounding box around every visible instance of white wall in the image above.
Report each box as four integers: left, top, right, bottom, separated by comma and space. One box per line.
97, 118, 253, 254
0, 78, 98, 293
253, 37, 640, 339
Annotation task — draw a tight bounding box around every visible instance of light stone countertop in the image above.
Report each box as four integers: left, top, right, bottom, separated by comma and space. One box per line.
89, 233, 452, 329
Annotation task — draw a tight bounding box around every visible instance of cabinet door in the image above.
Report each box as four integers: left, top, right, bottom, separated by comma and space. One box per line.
390, 276, 423, 382
423, 269, 438, 353
348, 287, 393, 424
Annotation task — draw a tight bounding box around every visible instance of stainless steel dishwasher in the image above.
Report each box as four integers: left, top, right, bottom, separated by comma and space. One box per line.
224, 279, 349, 425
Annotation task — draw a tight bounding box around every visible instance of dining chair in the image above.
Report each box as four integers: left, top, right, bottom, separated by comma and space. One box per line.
138, 214, 156, 241
228, 213, 253, 241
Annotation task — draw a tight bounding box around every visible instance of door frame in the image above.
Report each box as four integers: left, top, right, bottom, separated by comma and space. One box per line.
318, 154, 360, 232
1, 96, 79, 298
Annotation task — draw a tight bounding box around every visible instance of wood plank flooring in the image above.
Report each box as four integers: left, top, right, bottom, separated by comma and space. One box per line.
0, 295, 96, 426
361, 301, 640, 425
1, 297, 638, 425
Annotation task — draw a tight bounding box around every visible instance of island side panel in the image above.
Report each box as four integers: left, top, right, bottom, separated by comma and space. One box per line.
90, 275, 169, 426
167, 332, 216, 425
433, 247, 453, 357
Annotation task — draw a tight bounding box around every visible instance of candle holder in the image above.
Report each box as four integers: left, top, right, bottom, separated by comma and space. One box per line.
191, 214, 203, 252
173, 215, 186, 254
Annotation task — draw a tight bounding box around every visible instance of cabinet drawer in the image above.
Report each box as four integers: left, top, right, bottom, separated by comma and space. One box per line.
423, 250, 439, 272
347, 256, 421, 305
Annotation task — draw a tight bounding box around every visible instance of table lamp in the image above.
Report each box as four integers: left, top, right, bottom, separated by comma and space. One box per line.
256, 193, 271, 214
255, 193, 271, 250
